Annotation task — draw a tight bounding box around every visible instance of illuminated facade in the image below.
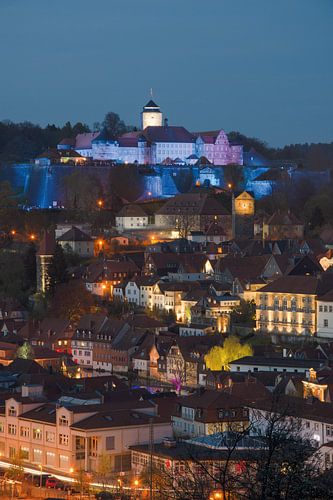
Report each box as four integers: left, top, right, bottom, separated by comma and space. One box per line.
0, 395, 171, 475
256, 276, 333, 336
232, 191, 255, 239
141, 100, 163, 129
317, 291, 333, 338
257, 290, 316, 336
58, 100, 243, 166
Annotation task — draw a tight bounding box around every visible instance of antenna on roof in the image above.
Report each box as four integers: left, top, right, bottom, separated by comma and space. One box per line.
150, 88, 154, 98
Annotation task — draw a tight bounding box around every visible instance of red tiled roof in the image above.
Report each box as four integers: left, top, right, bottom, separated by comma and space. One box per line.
75, 132, 100, 149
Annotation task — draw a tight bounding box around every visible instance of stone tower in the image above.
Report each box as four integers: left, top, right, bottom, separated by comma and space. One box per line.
36, 230, 56, 293
232, 191, 255, 239
141, 100, 162, 129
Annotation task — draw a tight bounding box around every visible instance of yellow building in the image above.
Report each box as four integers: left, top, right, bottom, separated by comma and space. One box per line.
232, 191, 255, 239
256, 275, 333, 336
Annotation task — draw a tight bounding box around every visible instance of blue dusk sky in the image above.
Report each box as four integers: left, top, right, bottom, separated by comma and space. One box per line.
0, 0, 332, 146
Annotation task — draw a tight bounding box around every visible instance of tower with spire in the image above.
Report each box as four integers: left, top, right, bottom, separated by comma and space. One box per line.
141, 94, 162, 129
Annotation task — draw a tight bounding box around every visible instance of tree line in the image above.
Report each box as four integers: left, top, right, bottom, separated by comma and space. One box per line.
0, 111, 135, 164
0, 113, 332, 167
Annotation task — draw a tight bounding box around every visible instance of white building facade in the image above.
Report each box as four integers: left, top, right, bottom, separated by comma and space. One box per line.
317, 292, 333, 338
59, 100, 243, 166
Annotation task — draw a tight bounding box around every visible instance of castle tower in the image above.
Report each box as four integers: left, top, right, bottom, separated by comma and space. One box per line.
141, 100, 162, 130
36, 230, 56, 293
232, 191, 255, 240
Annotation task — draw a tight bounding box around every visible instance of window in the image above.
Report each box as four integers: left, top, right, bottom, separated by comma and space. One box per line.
324, 319, 329, 328
33, 428, 42, 440
20, 426, 29, 438
114, 453, 131, 472
46, 431, 55, 443
20, 447, 29, 460
59, 434, 69, 446
106, 436, 115, 450
33, 448, 42, 463
59, 415, 69, 426
9, 447, 16, 459
89, 436, 98, 457
0, 422, 4, 433
46, 451, 56, 466
59, 454, 69, 469
8, 424, 16, 435
8, 406, 16, 417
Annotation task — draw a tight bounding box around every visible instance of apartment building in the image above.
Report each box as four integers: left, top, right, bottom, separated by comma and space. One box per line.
256, 275, 333, 336
317, 291, 333, 339
0, 392, 171, 475
171, 390, 249, 438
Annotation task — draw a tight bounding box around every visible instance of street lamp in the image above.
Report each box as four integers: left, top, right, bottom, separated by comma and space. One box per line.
38, 464, 43, 488
133, 478, 139, 499
30, 234, 36, 241
97, 199, 103, 209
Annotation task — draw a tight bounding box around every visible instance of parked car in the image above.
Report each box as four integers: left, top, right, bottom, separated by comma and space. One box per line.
46, 477, 65, 489
27, 473, 51, 487
95, 493, 113, 500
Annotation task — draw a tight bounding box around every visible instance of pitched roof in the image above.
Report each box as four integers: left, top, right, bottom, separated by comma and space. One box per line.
144, 100, 160, 109
20, 404, 57, 424
156, 193, 229, 216
143, 126, 194, 144
58, 138, 76, 146
57, 226, 92, 242
71, 408, 166, 430
6, 358, 48, 374
258, 274, 333, 295
267, 211, 303, 226
117, 137, 139, 147
117, 204, 148, 218
75, 132, 100, 149
215, 254, 272, 281
76, 314, 108, 332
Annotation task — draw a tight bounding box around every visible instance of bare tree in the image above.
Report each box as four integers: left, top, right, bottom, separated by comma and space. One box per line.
149, 397, 331, 499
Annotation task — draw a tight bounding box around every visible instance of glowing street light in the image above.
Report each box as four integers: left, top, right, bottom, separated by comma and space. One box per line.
228, 183, 232, 189
30, 234, 36, 241
97, 199, 103, 208
10, 230, 16, 236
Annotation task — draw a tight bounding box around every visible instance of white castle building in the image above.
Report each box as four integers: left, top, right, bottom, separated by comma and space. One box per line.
58, 100, 243, 166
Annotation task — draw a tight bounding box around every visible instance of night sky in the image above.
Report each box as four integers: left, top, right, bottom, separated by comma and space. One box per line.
0, 0, 332, 146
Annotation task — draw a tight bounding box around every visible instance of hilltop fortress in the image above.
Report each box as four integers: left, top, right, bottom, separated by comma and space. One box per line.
57, 100, 243, 166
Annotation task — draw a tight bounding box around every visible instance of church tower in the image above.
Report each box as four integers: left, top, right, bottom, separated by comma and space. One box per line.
141, 100, 162, 130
